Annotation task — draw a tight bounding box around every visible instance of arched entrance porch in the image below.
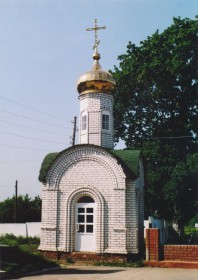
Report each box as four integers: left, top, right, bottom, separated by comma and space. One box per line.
65, 187, 104, 253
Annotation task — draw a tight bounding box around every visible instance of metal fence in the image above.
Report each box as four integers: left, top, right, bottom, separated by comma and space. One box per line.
166, 227, 198, 245
184, 227, 198, 245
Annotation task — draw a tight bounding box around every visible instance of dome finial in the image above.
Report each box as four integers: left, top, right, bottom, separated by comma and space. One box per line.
77, 20, 116, 94
86, 19, 106, 56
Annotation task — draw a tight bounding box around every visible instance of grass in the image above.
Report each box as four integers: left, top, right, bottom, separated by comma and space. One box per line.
0, 234, 58, 279
93, 254, 145, 268
0, 234, 145, 278
94, 259, 144, 268
184, 226, 198, 234
184, 227, 198, 244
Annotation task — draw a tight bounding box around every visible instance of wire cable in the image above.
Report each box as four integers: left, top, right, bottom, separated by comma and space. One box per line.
0, 95, 69, 121
0, 144, 53, 151
19, 187, 40, 197
0, 131, 68, 144
0, 159, 40, 164
143, 135, 196, 140
0, 109, 72, 129
0, 119, 69, 136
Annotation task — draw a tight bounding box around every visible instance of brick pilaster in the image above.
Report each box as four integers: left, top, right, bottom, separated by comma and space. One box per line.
146, 228, 160, 261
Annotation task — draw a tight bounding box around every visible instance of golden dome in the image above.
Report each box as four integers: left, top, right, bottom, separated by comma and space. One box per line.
77, 51, 116, 94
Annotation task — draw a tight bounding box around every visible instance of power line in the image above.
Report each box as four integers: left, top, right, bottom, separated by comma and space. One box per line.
0, 185, 39, 194
0, 109, 72, 129
0, 119, 69, 136
19, 187, 40, 197
0, 159, 40, 164
0, 95, 69, 121
143, 135, 196, 140
0, 144, 51, 151
0, 130, 68, 144
0, 185, 40, 198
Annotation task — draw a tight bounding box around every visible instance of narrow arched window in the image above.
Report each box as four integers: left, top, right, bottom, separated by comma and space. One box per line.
102, 111, 110, 130
82, 113, 87, 131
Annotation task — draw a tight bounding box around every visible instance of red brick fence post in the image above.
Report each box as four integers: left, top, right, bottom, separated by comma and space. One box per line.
146, 228, 161, 261
145, 228, 198, 268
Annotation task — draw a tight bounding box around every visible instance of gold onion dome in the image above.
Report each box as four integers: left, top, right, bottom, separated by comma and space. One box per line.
77, 51, 116, 94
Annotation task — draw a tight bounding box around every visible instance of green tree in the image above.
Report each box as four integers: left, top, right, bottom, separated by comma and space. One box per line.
143, 140, 179, 219
0, 195, 41, 223
112, 16, 197, 148
164, 153, 198, 233
112, 16, 198, 227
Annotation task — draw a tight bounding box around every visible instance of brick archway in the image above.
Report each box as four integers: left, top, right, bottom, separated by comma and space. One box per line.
65, 187, 105, 253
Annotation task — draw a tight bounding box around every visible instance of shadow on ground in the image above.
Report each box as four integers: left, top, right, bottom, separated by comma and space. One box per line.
46, 268, 124, 275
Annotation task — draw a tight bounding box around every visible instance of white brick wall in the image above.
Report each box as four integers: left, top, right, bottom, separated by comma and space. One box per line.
39, 145, 144, 255
79, 93, 114, 149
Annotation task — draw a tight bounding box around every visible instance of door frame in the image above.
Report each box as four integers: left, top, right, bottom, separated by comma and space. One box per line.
75, 201, 96, 252
65, 188, 105, 253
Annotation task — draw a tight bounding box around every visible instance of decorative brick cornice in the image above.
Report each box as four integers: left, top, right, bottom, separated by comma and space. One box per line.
45, 146, 125, 190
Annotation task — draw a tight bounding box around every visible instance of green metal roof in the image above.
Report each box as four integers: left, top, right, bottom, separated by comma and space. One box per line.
38, 152, 59, 183
109, 149, 141, 177
38, 145, 141, 183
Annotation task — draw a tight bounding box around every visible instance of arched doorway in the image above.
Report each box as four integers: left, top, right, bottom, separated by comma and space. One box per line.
75, 195, 96, 252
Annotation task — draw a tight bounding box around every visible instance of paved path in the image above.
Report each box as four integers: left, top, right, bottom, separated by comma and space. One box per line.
19, 265, 198, 280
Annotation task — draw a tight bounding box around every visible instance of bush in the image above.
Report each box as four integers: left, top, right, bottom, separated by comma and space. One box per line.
0, 234, 58, 278
188, 215, 198, 227
0, 234, 40, 245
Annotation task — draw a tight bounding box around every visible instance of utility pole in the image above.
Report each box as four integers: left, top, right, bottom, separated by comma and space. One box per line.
72, 116, 77, 146
14, 180, 18, 223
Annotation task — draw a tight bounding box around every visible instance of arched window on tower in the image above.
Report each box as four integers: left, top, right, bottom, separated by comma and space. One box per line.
102, 110, 110, 130
81, 112, 87, 131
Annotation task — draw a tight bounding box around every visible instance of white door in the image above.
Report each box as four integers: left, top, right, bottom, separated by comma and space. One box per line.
75, 202, 95, 252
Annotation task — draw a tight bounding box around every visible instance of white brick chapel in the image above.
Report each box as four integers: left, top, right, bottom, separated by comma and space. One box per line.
38, 22, 144, 258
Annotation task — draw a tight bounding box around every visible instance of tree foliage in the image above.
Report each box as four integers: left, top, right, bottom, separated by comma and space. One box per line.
143, 140, 179, 219
112, 16, 197, 148
112, 17, 198, 226
0, 195, 41, 223
164, 153, 198, 227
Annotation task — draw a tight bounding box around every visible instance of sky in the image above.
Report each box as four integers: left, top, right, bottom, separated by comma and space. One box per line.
0, 0, 197, 201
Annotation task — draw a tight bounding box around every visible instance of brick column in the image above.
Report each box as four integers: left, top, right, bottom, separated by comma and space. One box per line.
146, 228, 160, 261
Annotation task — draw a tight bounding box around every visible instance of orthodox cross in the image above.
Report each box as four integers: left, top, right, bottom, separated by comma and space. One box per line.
86, 19, 106, 50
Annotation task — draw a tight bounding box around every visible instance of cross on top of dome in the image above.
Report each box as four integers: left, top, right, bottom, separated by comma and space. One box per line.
77, 19, 116, 94
86, 19, 106, 54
